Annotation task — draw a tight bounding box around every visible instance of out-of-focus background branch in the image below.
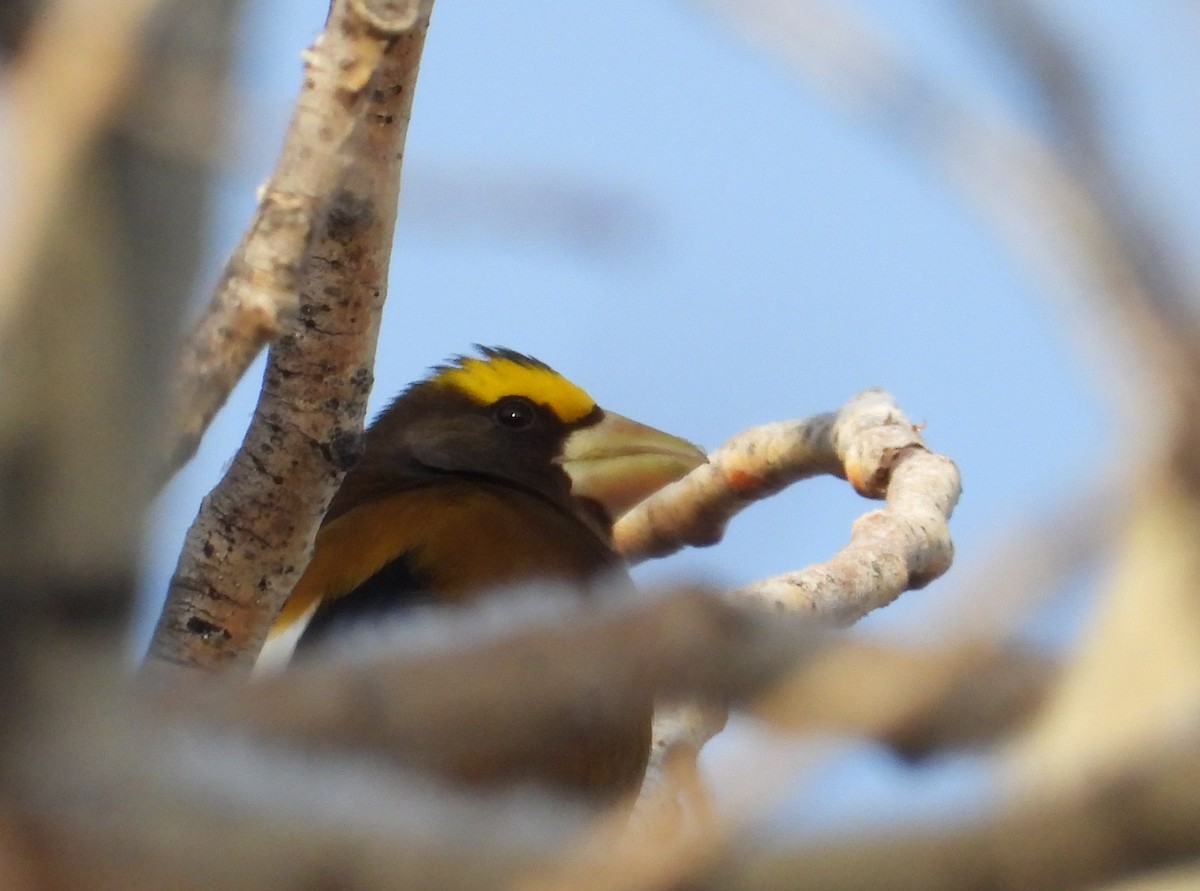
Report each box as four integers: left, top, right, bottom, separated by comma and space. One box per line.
0, 0, 239, 732
2, 0, 1199, 887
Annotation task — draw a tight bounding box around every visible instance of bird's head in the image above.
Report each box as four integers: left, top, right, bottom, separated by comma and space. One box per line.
330, 346, 707, 530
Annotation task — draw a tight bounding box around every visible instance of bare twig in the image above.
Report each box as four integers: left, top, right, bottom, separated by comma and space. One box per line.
637, 636, 1045, 859
146, 0, 435, 675
965, 0, 1200, 415
938, 2, 1200, 793
159, 0, 433, 478
693, 0, 1200, 802
518, 638, 1052, 891
614, 414, 840, 563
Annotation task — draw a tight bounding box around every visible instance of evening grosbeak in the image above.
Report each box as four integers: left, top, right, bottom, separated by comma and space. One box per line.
259, 346, 707, 800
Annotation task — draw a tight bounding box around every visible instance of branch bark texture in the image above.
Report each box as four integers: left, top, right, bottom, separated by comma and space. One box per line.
160, 0, 432, 477
616, 390, 960, 834
616, 389, 961, 622
146, 0, 434, 675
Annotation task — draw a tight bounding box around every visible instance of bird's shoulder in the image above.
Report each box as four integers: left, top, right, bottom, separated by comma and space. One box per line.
273, 479, 624, 644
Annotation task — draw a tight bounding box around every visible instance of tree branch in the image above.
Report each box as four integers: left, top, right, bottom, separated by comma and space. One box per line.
752, 638, 1056, 759
616, 391, 961, 622
189, 587, 819, 787
159, 0, 432, 478
618, 390, 960, 823
145, 0, 435, 676
965, 0, 1200, 417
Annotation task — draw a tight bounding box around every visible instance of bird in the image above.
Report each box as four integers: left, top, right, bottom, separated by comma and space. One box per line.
259, 346, 707, 800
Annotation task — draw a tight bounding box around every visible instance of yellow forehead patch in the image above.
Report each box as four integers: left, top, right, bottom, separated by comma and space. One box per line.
433, 352, 596, 423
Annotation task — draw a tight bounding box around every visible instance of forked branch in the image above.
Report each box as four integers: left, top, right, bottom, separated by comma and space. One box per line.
146, 0, 435, 676
160, 0, 434, 479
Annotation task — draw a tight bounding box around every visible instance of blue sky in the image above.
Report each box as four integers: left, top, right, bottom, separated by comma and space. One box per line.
145, 0, 1199, 834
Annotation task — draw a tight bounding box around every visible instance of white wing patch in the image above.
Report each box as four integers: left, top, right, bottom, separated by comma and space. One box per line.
253, 599, 319, 675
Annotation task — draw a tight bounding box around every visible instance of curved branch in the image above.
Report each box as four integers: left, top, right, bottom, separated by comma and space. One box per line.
617, 389, 961, 623
620, 391, 960, 819
736, 445, 959, 623
614, 413, 838, 562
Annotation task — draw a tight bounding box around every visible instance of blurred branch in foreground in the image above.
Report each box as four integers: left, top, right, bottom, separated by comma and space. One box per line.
696, 733, 1200, 891
12, 0, 1200, 888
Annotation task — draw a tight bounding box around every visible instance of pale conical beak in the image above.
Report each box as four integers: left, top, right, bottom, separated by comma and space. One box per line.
558, 411, 707, 520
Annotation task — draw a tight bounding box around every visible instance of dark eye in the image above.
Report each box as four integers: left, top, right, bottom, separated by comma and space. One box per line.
493, 396, 536, 429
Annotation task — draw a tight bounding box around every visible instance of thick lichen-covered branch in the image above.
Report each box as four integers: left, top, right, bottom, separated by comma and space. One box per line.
160, 0, 434, 478
146, 0, 435, 675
